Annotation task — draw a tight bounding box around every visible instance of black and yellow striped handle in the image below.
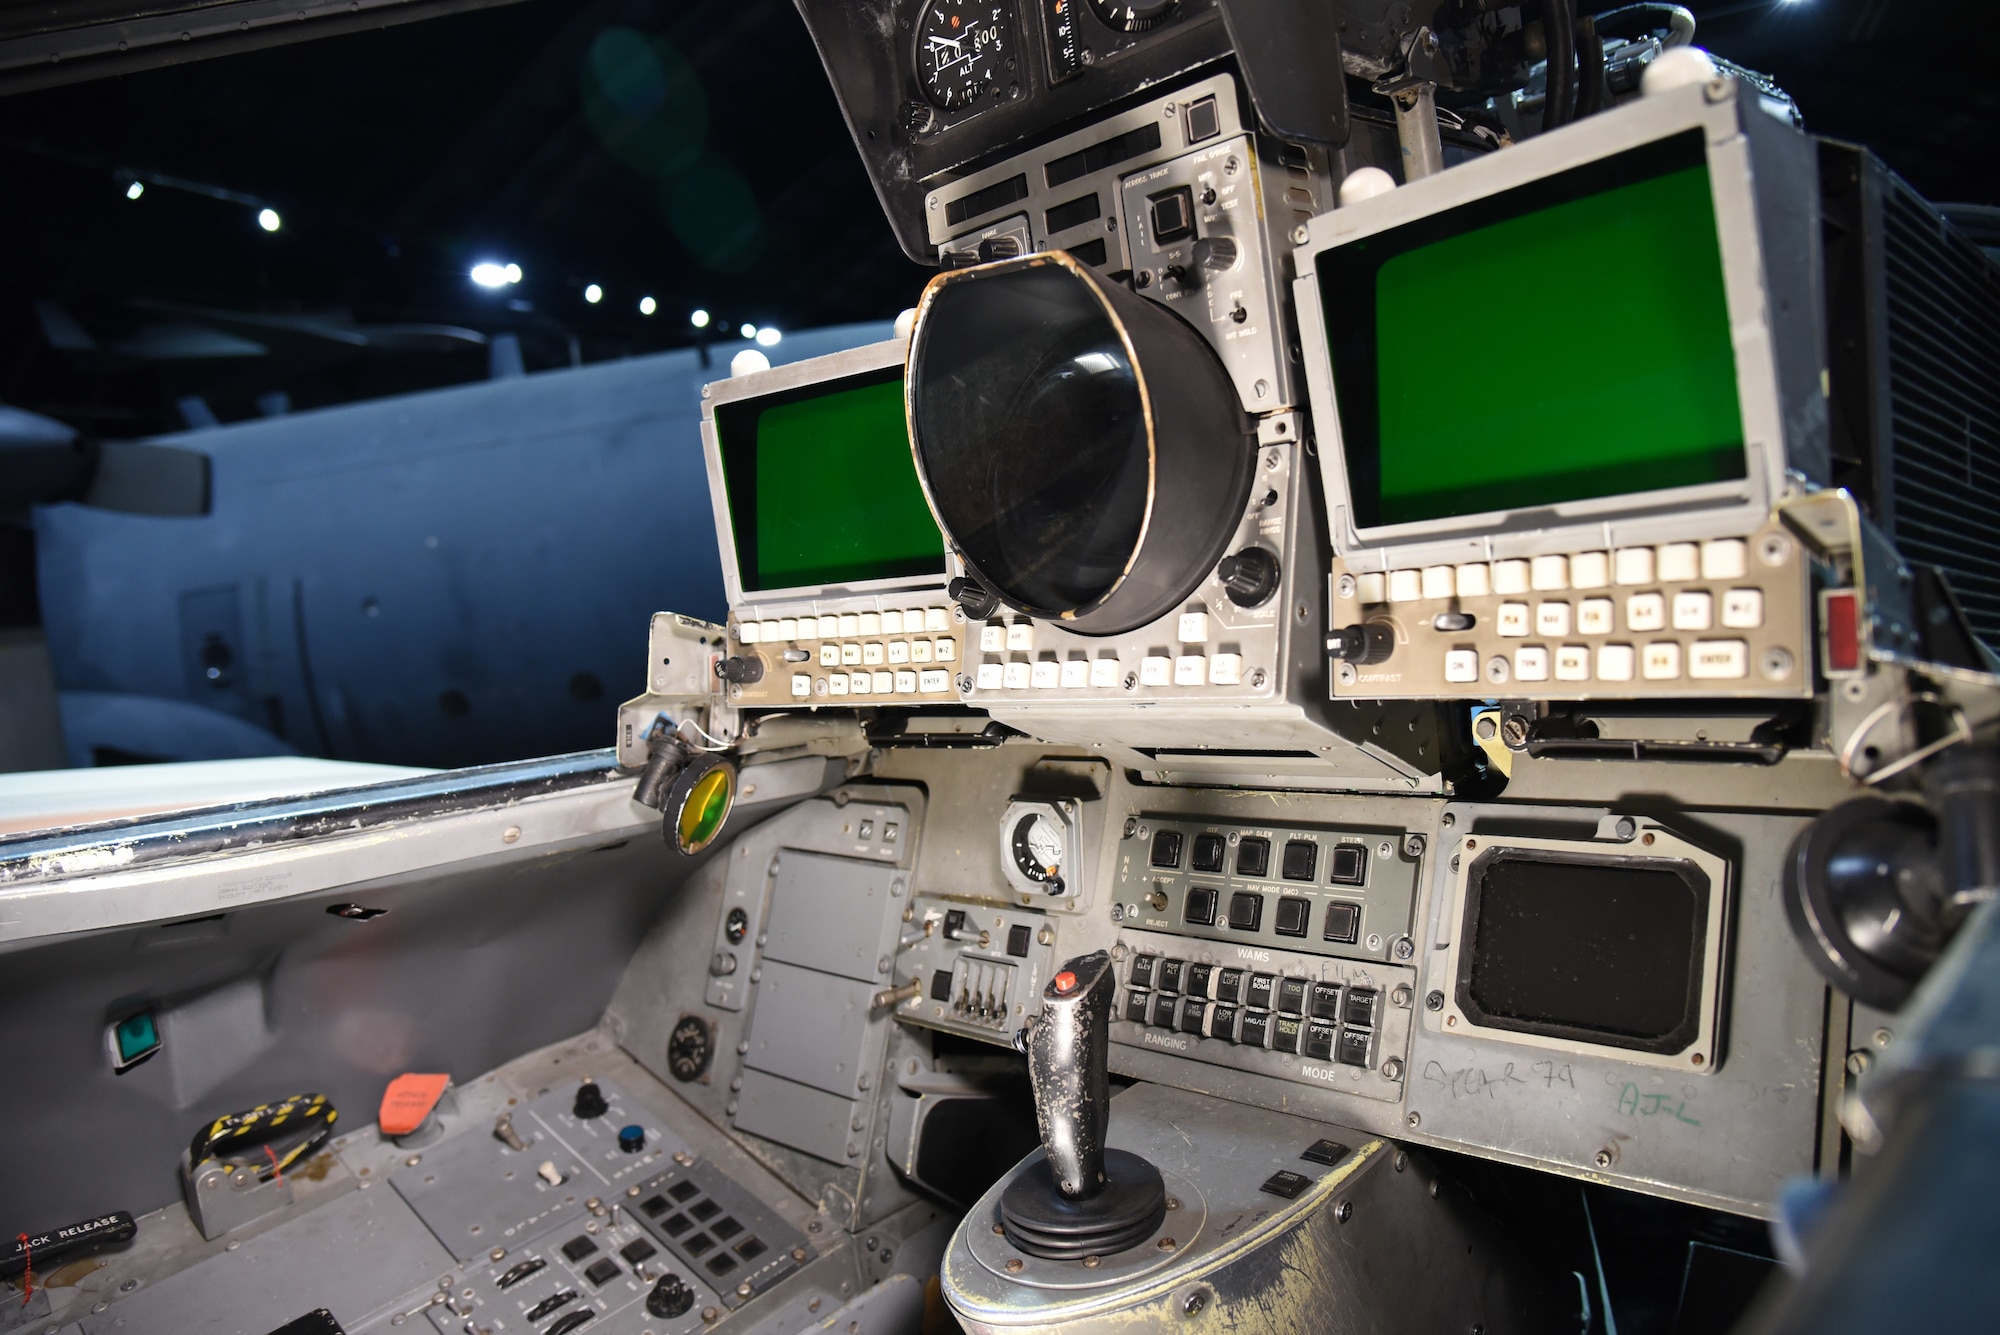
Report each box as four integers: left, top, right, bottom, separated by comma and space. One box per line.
188, 1093, 338, 1181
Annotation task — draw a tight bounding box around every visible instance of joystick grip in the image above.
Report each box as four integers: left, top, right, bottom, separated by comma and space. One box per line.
1025, 950, 1114, 1200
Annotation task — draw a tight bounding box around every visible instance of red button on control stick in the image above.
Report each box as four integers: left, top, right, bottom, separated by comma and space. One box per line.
1053, 970, 1078, 995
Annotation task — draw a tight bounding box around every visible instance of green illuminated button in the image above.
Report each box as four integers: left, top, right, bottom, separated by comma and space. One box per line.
112, 1011, 160, 1068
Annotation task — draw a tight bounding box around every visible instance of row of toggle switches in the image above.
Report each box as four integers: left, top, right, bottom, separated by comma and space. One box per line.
1358, 538, 1758, 604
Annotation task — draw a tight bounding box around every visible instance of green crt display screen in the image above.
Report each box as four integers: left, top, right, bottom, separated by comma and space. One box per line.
715, 367, 945, 591
1318, 130, 1747, 530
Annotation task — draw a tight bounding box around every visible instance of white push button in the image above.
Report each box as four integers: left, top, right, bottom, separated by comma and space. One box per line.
796, 617, 818, 642
1090, 658, 1120, 688
925, 607, 950, 632
1444, 649, 1479, 683
851, 671, 873, 695
1614, 548, 1655, 585
975, 663, 1004, 690
1455, 563, 1491, 597
1514, 646, 1550, 681
1031, 660, 1060, 688
862, 642, 885, 665
887, 640, 910, 663
1355, 571, 1386, 604
1388, 569, 1423, 602
1689, 640, 1749, 679
1536, 601, 1572, 636
829, 673, 850, 696
1006, 623, 1034, 650
819, 643, 840, 667
818, 615, 839, 637
1422, 566, 1455, 600
1210, 653, 1242, 684
1702, 539, 1748, 580
1596, 644, 1635, 682
791, 673, 812, 698
919, 669, 951, 693
1003, 661, 1031, 690
882, 611, 903, 634
1174, 655, 1207, 685
872, 670, 894, 693
935, 638, 956, 661
1554, 645, 1591, 681
1571, 551, 1610, 589
760, 619, 782, 642
1627, 593, 1666, 632
1178, 612, 1209, 643
1140, 655, 1173, 686
1643, 642, 1681, 679
1722, 588, 1764, 629
1060, 658, 1089, 687
1672, 591, 1713, 631
778, 618, 798, 640
839, 613, 860, 636
1497, 602, 1531, 637
912, 640, 933, 664
1578, 598, 1614, 635
1493, 560, 1531, 595
841, 643, 863, 665
859, 612, 881, 635
894, 669, 917, 693
1658, 543, 1699, 582
980, 624, 1005, 652
738, 622, 761, 645
904, 608, 925, 632
1531, 555, 1570, 591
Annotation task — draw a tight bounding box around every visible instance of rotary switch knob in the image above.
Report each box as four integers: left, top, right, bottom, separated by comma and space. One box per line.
1216, 547, 1280, 607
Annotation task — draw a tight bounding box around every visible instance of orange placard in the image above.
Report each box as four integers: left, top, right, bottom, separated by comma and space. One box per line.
379, 1072, 451, 1136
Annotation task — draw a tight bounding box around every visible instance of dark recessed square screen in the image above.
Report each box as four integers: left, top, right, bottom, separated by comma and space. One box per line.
714, 366, 945, 592
1458, 852, 1709, 1054
1318, 130, 1747, 530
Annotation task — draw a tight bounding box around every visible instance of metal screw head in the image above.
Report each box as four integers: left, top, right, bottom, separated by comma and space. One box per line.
1874, 1027, 1893, 1048
1846, 1050, 1873, 1076
1390, 985, 1412, 1007
1594, 1148, 1614, 1169
1292, 223, 1310, 244
1391, 937, 1415, 961
1166, 1196, 1181, 1210
489, 1247, 506, 1261
992, 1223, 1006, 1235
1500, 715, 1529, 748
1426, 990, 1445, 1012
626, 1185, 642, 1197
1157, 1236, 1178, 1251
1615, 816, 1637, 840
1334, 1200, 1354, 1223
1084, 1255, 1102, 1268
1338, 573, 1357, 599
1406, 1111, 1421, 1128
1759, 532, 1792, 566
1005, 1258, 1024, 1273
702, 1306, 720, 1322
1249, 667, 1268, 688
1841, 677, 1868, 701
1762, 646, 1794, 680
1382, 1058, 1404, 1081
1393, 1150, 1409, 1172
1182, 1287, 1209, 1316
406, 1155, 422, 1167
1403, 834, 1426, 858
737, 1282, 754, 1298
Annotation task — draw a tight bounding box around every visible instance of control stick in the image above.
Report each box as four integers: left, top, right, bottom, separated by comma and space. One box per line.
998, 950, 1168, 1260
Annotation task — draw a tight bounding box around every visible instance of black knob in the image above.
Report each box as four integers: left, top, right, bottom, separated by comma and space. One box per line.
647, 1273, 695, 1319
948, 576, 999, 620
572, 1081, 608, 1120
618, 1124, 645, 1154
716, 655, 764, 685
1327, 623, 1395, 665
1217, 547, 1280, 607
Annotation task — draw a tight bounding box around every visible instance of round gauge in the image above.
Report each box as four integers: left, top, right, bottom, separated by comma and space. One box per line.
666, 1014, 713, 1082
1010, 811, 1066, 886
916, 1, 1013, 111
1088, 0, 1181, 33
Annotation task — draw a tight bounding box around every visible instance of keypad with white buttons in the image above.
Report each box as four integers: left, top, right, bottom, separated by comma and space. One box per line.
961, 607, 1271, 702
1330, 519, 1810, 701
725, 603, 967, 707
1112, 926, 1412, 1103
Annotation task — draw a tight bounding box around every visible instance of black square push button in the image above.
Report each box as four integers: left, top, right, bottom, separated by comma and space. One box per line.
583, 1257, 622, 1286
1323, 902, 1361, 944
1301, 1139, 1350, 1165
1260, 1169, 1312, 1199
1149, 993, 1180, 1028
620, 1238, 657, 1265
1215, 967, 1246, 1004
1124, 989, 1151, 1022
1330, 844, 1368, 885
1157, 958, 1184, 994
1239, 1010, 1272, 1047
1274, 896, 1310, 937
1185, 963, 1214, 998
1343, 988, 1379, 1028
1310, 982, 1343, 1021
1304, 1020, 1337, 1060
1277, 977, 1309, 1014
561, 1236, 598, 1262
1006, 924, 1031, 957
1209, 1002, 1238, 1041
1271, 1015, 1303, 1054
1338, 1027, 1372, 1066
1227, 891, 1264, 931
1184, 95, 1222, 145
1191, 832, 1227, 873
1184, 886, 1219, 927
1282, 840, 1318, 881
1148, 186, 1195, 243
1178, 1001, 1208, 1036
1246, 972, 1277, 1010
1236, 837, 1270, 878
1130, 954, 1157, 987
1151, 829, 1183, 868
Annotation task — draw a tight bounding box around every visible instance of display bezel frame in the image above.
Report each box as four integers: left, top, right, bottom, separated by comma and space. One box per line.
1437, 825, 1729, 1073
1293, 81, 1803, 568
700, 336, 952, 610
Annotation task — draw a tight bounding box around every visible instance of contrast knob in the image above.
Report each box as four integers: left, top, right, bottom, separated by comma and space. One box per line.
1327, 623, 1395, 665
572, 1081, 608, 1120
1217, 547, 1280, 607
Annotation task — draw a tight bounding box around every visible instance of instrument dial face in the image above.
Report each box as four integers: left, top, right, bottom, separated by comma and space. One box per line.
917, 1, 1013, 111
667, 1014, 713, 1082
1010, 811, 1065, 884
1088, 0, 1180, 32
